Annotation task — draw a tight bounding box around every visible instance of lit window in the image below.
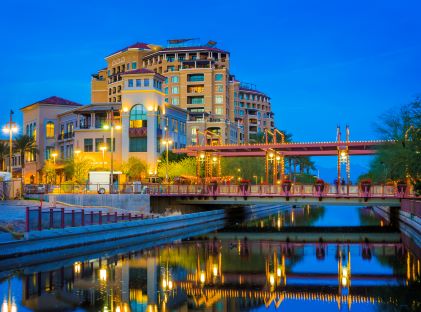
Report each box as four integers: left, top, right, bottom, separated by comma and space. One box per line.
215, 107, 223, 115
46, 121, 55, 138
215, 95, 223, 104
172, 86, 179, 94
129, 104, 147, 128
172, 97, 179, 105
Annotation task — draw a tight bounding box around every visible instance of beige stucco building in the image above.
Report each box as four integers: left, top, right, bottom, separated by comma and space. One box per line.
20, 70, 187, 183
91, 40, 275, 145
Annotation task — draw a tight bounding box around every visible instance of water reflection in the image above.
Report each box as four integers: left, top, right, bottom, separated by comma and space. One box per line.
0, 205, 420, 311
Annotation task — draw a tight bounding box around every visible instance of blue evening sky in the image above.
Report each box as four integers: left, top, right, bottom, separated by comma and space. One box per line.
1, 0, 420, 181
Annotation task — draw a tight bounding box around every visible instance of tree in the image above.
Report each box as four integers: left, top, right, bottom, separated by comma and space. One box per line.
121, 157, 147, 181
360, 98, 421, 183
13, 135, 37, 183
64, 155, 94, 183
159, 150, 188, 163
0, 141, 8, 171
43, 160, 56, 184
157, 157, 197, 180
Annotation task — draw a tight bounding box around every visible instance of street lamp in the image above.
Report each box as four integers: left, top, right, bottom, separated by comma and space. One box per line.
162, 139, 173, 183
103, 107, 121, 192
99, 145, 107, 169
51, 152, 58, 164
2, 110, 18, 175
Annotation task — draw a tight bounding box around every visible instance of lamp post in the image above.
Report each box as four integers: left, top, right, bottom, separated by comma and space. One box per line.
162, 139, 173, 183
2, 110, 18, 175
99, 145, 107, 169
51, 152, 58, 165
104, 107, 121, 193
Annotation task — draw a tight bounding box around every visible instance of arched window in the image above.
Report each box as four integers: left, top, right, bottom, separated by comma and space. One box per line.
46, 121, 55, 138
129, 104, 147, 128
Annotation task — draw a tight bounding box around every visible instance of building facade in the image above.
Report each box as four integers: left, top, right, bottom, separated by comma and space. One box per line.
20, 70, 187, 183
91, 40, 275, 145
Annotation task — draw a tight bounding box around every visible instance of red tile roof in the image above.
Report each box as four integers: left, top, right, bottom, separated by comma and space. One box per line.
122, 68, 166, 80
122, 68, 155, 75
162, 46, 229, 54
107, 42, 152, 57
21, 96, 82, 110
239, 86, 269, 97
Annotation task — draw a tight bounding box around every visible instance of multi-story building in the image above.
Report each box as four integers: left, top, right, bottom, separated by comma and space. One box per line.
91, 40, 274, 145
20, 70, 187, 183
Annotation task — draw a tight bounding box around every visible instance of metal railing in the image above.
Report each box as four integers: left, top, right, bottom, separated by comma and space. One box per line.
25, 206, 155, 232
23, 183, 415, 198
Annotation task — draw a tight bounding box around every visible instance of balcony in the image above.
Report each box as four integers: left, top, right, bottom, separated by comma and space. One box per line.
129, 127, 147, 138
57, 132, 75, 140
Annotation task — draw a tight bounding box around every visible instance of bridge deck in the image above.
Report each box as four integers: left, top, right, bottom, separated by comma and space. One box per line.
150, 183, 410, 206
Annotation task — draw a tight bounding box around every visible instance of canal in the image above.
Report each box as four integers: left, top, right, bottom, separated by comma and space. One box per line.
0, 205, 420, 311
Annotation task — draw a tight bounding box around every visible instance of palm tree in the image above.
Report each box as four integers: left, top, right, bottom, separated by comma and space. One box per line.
0, 141, 8, 171
13, 135, 37, 182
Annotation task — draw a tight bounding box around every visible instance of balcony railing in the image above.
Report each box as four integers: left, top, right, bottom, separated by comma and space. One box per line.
57, 132, 75, 140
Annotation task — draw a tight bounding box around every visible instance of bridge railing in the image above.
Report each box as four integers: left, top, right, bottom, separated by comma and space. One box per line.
24, 183, 414, 198
147, 183, 413, 198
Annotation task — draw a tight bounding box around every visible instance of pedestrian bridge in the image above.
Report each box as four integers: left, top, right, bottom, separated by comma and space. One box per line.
150, 183, 411, 206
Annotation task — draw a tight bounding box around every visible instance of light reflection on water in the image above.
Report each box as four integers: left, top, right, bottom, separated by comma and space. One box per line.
0, 205, 419, 312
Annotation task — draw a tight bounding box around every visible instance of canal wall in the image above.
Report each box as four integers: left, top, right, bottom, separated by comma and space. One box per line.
0, 204, 287, 270
44, 194, 151, 213
373, 199, 421, 248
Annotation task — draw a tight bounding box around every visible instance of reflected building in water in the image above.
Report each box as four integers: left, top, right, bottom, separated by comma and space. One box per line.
9, 237, 419, 312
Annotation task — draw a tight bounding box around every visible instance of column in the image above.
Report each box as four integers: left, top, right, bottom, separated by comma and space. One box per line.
90, 113, 95, 129
147, 109, 158, 172
121, 109, 130, 162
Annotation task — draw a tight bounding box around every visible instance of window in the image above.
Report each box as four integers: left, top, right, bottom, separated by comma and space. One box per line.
84, 139, 93, 152
128, 79, 133, 87
172, 97, 179, 105
136, 79, 141, 87
187, 85, 204, 93
95, 138, 104, 152
171, 76, 179, 83
144, 79, 150, 87
188, 96, 204, 104
164, 87, 168, 95
130, 104, 147, 128
132, 62, 137, 69
106, 138, 116, 152
187, 74, 204, 82
167, 66, 175, 72
46, 121, 55, 138
215, 95, 224, 104
129, 137, 147, 152
165, 77, 168, 84
216, 84, 224, 92
45, 146, 54, 160
172, 87, 179, 94
215, 107, 224, 115
215, 74, 223, 81
127, 63, 130, 70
